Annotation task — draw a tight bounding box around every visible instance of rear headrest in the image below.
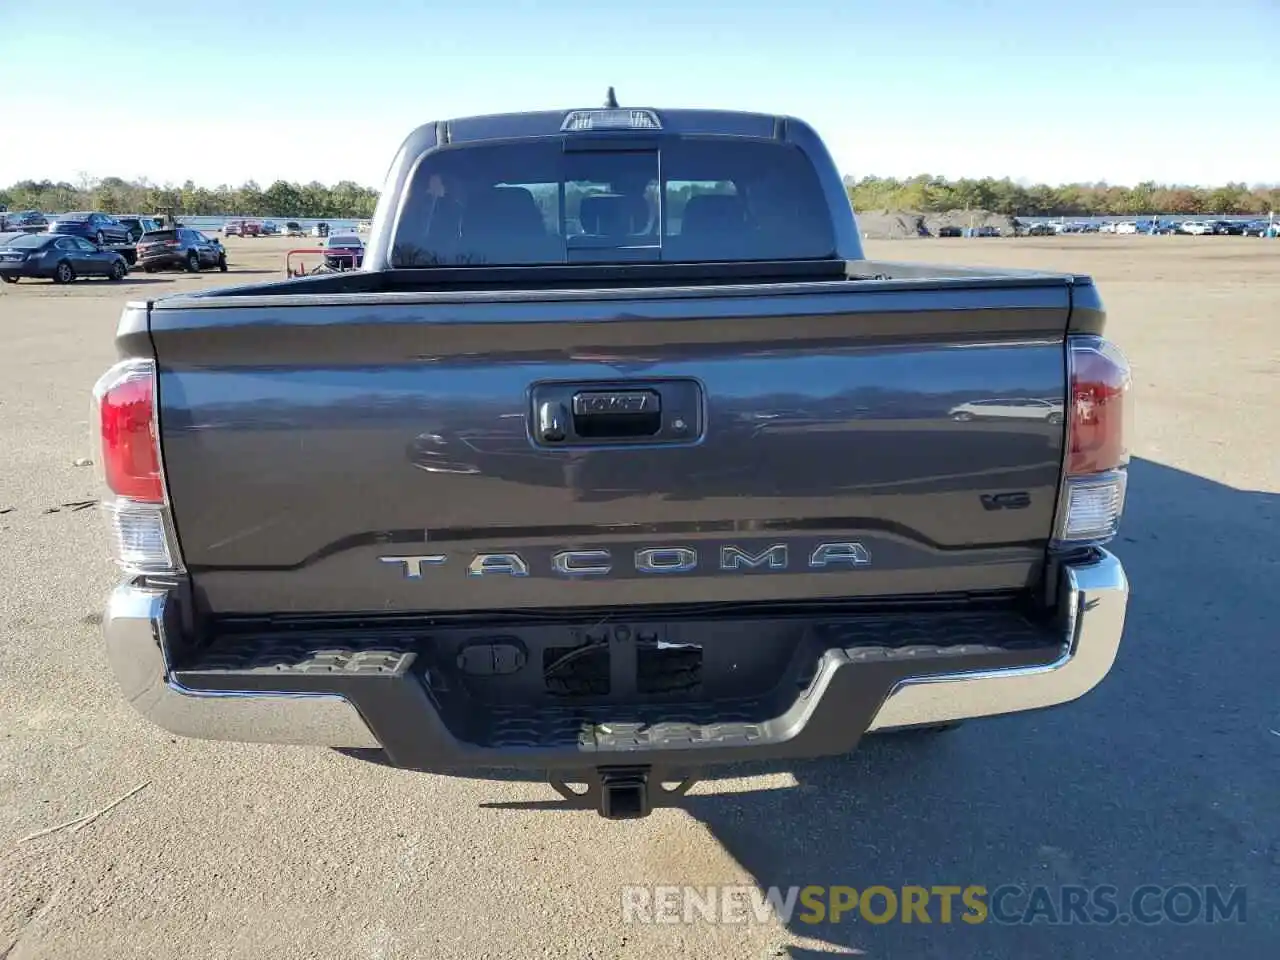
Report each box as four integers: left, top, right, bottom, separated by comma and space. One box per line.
453, 186, 559, 263
461, 186, 547, 239
680, 194, 747, 236
578, 194, 645, 235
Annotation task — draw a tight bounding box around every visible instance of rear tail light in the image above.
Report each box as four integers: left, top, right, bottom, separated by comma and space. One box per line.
1053, 335, 1132, 547
91, 359, 184, 574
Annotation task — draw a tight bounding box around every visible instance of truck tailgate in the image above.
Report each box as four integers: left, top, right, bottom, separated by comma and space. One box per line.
149, 277, 1075, 615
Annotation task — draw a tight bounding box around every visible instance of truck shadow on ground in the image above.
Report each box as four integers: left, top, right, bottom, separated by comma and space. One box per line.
694, 456, 1277, 957
477, 457, 1278, 957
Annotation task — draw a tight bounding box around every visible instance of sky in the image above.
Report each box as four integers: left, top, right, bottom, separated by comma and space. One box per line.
2, 0, 1277, 191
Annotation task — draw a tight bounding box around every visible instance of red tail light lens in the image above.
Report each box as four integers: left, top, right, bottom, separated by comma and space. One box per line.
1054, 336, 1131, 547
91, 355, 182, 574
1067, 337, 1131, 475
97, 362, 163, 502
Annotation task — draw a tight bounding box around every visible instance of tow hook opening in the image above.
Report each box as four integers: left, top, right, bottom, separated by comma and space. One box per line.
549, 766, 697, 820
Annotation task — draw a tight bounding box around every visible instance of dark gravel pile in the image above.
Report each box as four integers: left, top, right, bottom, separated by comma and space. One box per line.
855, 209, 1021, 239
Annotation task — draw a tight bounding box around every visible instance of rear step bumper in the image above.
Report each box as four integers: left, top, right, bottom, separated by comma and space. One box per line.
103, 551, 1128, 766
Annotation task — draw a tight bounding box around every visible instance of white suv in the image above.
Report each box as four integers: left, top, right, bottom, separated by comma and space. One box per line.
948, 398, 1066, 424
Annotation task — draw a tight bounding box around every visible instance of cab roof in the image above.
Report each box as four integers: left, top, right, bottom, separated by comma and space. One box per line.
429, 108, 796, 146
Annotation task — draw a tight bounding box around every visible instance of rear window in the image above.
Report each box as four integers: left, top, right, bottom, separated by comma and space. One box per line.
9, 234, 51, 249
141, 230, 177, 242
390, 137, 836, 267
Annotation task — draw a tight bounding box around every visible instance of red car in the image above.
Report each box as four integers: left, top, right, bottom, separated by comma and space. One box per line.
223, 219, 262, 238
322, 234, 364, 269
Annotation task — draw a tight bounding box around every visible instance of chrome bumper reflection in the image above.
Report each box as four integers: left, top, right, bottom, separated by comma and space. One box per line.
102, 583, 379, 748
867, 549, 1128, 730
102, 549, 1127, 750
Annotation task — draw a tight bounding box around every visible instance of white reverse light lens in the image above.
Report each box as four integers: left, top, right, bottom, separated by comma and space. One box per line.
104, 498, 183, 575
1057, 471, 1127, 545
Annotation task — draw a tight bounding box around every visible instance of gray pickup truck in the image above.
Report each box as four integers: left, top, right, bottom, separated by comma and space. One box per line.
95, 103, 1130, 819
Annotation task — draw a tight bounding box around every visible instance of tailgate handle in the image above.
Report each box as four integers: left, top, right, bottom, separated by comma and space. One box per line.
529, 379, 702, 448
572, 390, 661, 439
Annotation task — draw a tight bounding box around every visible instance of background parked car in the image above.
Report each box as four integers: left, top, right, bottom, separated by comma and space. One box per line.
137, 228, 227, 273
283, 221, 304, 237
1179, 221, 1215, 236
46, 212, 132, 246
0, 211, 49, 233
222, 219, 261, 237
0, 233, 128, 283
322, 233, 364, 269
114, 216, 162, 243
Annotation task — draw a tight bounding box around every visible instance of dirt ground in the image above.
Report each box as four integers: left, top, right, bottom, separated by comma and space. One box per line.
0, 235, 1276, 959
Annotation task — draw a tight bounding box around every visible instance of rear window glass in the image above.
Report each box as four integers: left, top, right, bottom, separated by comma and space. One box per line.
390, 137, 836, 267
142, 230, 177, 241
9, 234, 51, 249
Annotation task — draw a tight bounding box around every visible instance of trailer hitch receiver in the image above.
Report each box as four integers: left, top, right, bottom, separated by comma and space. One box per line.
549, 766, 696, 820
601, 769, 649, 819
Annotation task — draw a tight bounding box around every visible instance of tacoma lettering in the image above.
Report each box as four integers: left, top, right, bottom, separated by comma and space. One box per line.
378, 542, 872, 578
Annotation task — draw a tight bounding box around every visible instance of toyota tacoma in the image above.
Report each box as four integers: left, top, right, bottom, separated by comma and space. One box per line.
95, 100, 1130, 819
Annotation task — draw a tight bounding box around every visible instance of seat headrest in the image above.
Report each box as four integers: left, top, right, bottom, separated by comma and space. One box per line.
679, 194, 747, 235
578, 194, 646, 235
461, 186, 547, 238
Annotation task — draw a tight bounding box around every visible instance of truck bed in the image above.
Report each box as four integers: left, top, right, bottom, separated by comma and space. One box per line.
148, 256, 1097, 300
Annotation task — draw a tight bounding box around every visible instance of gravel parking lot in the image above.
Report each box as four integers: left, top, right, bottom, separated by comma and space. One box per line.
1, 235, 1276, 958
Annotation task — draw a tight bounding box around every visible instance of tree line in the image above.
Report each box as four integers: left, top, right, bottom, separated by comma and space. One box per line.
846, 176, 1279, 217
0, 176, 379, 220
3, 173, 1277, 220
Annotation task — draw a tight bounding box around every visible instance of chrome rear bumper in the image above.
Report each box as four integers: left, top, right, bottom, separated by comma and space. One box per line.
103, 550, 1128, 753
104, 585, 380, 749
868, 550, 1128, 730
